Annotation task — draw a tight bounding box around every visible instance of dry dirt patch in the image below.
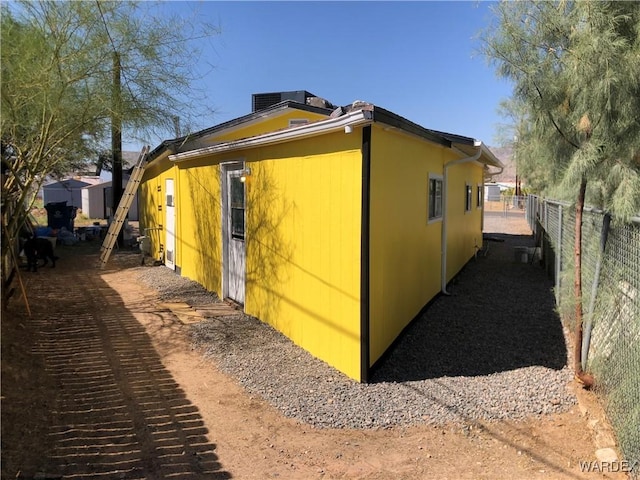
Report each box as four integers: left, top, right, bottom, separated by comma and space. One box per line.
1, 231, 626, 479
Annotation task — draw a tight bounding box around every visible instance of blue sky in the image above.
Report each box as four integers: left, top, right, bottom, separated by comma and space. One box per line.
129, 1, 512, 150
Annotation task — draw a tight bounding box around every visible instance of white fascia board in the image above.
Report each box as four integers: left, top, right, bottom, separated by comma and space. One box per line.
169, 110, 373, 162
480, 143, 504, 169
451, 142, 504, 169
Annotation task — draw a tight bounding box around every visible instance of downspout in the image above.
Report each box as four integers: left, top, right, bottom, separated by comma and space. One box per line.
486, 164, 504, 179
441, 143, 483, 294
581, 212, 611, 370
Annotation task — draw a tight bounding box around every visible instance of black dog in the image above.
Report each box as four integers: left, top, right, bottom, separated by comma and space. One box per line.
23, 237, 58, 272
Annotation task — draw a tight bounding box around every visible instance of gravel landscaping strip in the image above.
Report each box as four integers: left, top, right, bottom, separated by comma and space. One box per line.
137, 267, 220, 305
136, 225, 577, 430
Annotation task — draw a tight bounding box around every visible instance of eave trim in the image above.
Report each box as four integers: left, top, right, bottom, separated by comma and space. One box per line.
372, 107, 451, 148
168, 110, 373, 162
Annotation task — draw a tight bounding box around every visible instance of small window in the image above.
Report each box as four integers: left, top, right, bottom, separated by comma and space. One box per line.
465, 184, 472, 212
476, 184, 483, 209
230, 175, 245, 240
428, 175, 443, 221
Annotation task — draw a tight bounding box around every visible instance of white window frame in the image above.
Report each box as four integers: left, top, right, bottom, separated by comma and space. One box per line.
465, 183, 473, 213
428, 173, 443, 223
476, 183, 483, 209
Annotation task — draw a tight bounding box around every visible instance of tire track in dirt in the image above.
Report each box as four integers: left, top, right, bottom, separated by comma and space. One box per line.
20, 252, 231, 479
4, 228, 626, 480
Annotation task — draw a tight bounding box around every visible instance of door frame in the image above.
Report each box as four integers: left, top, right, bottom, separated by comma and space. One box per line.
164, 178, 176, 270
221, 161, 246, 304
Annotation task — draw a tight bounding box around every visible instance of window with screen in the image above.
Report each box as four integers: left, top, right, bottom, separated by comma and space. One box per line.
230, 176, 245, 240
428, 175, 443, 221
465, 184, 472, 212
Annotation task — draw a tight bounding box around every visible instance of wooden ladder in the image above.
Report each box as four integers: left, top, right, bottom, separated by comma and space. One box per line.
99, 146, 149, 269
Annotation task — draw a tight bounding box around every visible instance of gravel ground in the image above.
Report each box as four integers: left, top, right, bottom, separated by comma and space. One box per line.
136, 214, 576, 429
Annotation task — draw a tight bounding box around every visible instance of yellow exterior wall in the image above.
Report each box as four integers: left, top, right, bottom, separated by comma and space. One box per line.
141, 126, 364, 381
139, 157, 177, 264
140, 154, 239, 297
368, 126, 453, 365
444, 162, 484, 282
206, 110, 328, 144
139, 113, 487, 382
243, 130, 363, 380
173, 158, 224, 294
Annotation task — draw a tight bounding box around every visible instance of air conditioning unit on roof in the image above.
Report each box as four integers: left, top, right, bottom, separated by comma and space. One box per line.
252, 90, 334, 112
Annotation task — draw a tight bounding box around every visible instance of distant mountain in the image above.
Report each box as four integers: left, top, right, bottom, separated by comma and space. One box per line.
487, 145, 516, 183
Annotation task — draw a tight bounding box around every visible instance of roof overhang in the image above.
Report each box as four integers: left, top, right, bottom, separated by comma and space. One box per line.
370, 107, 503, 169
157, 100, 503, 170
169, 109, 374, 162
479, 144, 504, 169
147, 100, 334, 163
372, 107, 451, 148
451, 142, 504, 169
185, 101, 333, 149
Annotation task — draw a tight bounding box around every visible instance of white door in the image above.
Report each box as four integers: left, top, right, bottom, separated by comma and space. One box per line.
165, 178, 176, 270
223, 166, 246, 304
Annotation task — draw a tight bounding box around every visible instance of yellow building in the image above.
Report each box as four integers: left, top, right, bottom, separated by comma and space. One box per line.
139, 91, 503, 382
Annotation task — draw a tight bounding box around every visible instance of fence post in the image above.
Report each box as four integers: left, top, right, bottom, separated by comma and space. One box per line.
544, 201, 549, 231
556, 204, 563, 305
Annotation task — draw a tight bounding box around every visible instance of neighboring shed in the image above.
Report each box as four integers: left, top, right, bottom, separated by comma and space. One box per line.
485, 183, 502, 202
139, 92, 503, 382
42, 177, 102, 209
81, 174, 139, 220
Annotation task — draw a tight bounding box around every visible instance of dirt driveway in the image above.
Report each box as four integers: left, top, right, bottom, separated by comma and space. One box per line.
1, 215, 626, 479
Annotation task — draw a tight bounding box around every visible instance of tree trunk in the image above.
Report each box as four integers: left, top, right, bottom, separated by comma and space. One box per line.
111, 52, 124, 245
574, 178, 594, 388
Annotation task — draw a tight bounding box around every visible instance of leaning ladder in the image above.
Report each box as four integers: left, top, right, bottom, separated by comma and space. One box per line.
99, 146, 149, 269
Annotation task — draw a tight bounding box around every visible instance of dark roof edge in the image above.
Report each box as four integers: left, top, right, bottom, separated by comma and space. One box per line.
149, 101, 492, 164
194, 100, 333, 138
371, 106, 452, 148
426, 128, 478, 146
148, 100, 334, 162
370, 107, 502, 167
148, 139, 179, 162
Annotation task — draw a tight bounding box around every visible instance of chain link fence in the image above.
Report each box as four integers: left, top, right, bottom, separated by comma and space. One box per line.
484, 194, 527, 218
527, 195, 640, 477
